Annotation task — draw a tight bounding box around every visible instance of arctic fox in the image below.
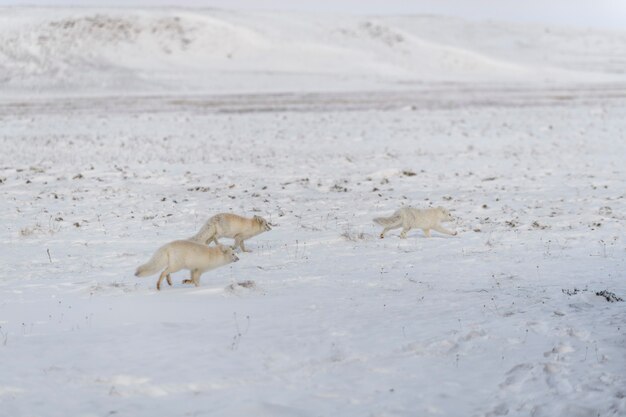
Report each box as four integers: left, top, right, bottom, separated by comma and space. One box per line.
189, 213, 271, 252
374, 206, 457, 238
135, 240, 239, 290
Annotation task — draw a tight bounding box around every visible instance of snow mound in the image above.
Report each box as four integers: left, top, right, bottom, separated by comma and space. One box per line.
1, 8, 625, 95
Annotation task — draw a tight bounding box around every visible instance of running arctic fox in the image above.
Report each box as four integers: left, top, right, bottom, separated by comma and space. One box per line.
190, 213, 271, 252
374, 206, 457, 239
135, 240, 239, 290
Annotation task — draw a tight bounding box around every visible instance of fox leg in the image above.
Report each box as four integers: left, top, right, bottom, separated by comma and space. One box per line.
400, 227, 411, 239
182, 271, 194, 285
203, 233, 215, 245
183, 270, 202, 287
166, 274, 172, 286
433, 225, 457, 236
206, 234, 220, 245
191, 269, 201, 287
380, 219, 404, 238
157, 269, 170, 291
233, 235, 251, 252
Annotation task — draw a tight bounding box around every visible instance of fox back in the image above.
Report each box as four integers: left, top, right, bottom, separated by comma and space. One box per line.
211, 213, 271, 238
168, 241, 239, 271
401, 206, 453, 228
135, 240, 239, 277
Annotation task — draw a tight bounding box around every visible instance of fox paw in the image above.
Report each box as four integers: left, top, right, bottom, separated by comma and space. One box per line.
182, 279, 192, 285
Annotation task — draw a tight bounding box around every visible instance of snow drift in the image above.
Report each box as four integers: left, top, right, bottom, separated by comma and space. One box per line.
1, 7, 625, 95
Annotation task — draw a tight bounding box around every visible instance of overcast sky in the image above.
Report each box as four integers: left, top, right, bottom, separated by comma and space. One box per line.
2, 0, 625, 29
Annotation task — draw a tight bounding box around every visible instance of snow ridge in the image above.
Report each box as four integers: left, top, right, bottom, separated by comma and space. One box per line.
1, 8, 625, 95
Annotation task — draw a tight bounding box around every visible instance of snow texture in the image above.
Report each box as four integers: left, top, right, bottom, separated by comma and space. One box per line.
1, 7, 626, 96
1, 7, 626, 417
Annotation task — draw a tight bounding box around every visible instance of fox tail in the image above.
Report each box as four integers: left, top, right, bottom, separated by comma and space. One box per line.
373, 212, 402, 227
189, 221, 217, 245
135, 246, 168, 277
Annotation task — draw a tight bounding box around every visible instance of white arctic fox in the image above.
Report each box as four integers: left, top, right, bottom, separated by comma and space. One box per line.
135, 240, 239, 290
189, 213, 272, 252
374, 206, 457, 239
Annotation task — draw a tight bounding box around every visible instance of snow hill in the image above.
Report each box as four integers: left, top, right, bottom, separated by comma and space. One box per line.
1, 7, 626, 95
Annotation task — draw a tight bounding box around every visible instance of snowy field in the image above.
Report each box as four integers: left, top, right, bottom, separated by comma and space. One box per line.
1, 8, 626, 417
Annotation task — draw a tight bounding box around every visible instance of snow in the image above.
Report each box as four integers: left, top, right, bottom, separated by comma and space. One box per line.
1, 8, 626, 96
1, 7, 626, 417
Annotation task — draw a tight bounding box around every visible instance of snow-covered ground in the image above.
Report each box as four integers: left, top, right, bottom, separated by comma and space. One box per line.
1, 7, 626, 417
1, 7, 626, 95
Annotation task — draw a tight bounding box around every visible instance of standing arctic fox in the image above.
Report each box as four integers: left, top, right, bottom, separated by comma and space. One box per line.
189, 213, 271, 252
135, 240, 239, 290
374, 206, 457, 239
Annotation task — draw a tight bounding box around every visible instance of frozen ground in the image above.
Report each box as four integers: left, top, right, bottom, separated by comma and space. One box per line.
2, 87, 626, 417
1, 7, 626, 417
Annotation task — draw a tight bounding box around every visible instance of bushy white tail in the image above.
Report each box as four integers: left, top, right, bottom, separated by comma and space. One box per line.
373, 213, 402, 227
135, 246, 168, 277
189, 222, 216, 244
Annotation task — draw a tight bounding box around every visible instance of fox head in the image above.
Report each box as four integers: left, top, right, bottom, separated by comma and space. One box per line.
218, 245, 239, 263
437, 207, 454, 222
253, 215, 272, 232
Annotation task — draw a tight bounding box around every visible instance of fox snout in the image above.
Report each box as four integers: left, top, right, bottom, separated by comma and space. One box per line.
232, 254, 240, 262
